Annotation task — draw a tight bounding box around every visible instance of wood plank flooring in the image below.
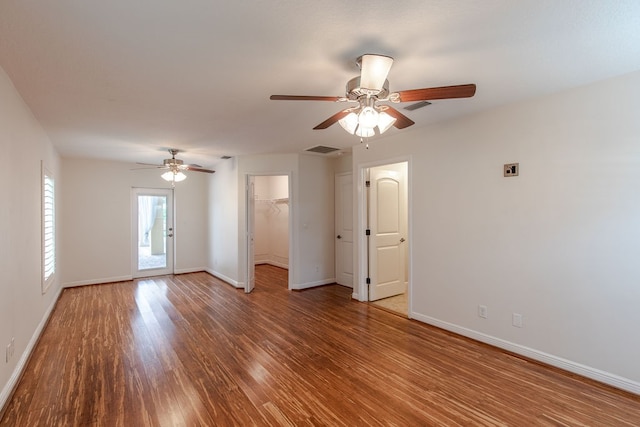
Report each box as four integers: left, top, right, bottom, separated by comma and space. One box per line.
2, 264, 639, 426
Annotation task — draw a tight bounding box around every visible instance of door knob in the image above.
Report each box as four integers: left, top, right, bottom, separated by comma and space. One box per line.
337, 235, 342, 239
400, 237, 405, 243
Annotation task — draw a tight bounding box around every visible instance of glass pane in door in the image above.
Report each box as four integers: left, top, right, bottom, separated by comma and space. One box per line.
137, 195, 167, 270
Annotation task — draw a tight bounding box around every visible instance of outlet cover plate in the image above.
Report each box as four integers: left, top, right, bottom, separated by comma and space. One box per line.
512, 313, 523, 328
478, 305, 488, 319
504, 163, 519, 177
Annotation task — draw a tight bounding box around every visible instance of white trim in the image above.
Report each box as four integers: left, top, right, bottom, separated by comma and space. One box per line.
63, 275, 133, 288
411, 312, 640, 395
255, 260, 289, 269
291, 278, 336, 290
205, 269, 243, 288
174, 267, 206, 275
0, 285, 63, 410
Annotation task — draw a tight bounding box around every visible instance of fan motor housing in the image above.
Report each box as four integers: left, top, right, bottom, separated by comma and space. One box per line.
164, 158, 183, 166
345, 77, 390, 100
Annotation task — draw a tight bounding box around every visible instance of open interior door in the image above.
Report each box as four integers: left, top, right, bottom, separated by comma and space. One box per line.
335, 173, 354, 287
368, 163, 407, 301
246, 176, 256, 293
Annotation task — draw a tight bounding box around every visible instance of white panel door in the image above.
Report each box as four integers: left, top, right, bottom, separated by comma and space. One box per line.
335, 173, 354, 287
368, 165, 407, 301
133, 188, 174, 278
246, 176, 256, 293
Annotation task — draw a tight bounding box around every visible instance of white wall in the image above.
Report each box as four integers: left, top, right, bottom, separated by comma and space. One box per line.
0, 66, 61, 408
206, 157, 239, 286
333, 152, 352, 174
296, 154, 335, 287
352, 70, 640, 393
207, 153, 335, 289
60, 158, 208, 286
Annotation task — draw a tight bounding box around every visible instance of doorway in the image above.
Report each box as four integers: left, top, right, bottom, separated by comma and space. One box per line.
246, 174, 291, 293
359, 161, 410, 317
132, 188, 174, 278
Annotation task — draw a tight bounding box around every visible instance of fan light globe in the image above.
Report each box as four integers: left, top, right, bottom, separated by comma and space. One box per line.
338, 112, 359, 134
358, 106, 379, 128
355, 126, 375, 138
162, 170, 187, 182
377, 111, 396, 134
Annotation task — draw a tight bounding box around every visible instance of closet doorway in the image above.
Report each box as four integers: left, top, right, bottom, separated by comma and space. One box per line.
246, 174, 291, 293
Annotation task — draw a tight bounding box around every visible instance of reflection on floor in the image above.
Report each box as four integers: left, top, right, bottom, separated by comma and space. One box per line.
371, 292, 408, 317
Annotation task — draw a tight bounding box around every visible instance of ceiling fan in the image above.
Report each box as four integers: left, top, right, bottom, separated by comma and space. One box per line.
270, 54, 476, 137
136, 149, 215, 183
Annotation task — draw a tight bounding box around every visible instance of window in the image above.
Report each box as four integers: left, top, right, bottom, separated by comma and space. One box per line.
42, 164, 55, 293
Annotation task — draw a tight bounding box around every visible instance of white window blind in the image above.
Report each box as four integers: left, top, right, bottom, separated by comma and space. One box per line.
42, 167, 55, 292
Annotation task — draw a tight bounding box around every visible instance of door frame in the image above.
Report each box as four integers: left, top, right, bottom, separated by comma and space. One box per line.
245, 172, 294, 292
355, 157, 412, 316
131, 187, 174, 278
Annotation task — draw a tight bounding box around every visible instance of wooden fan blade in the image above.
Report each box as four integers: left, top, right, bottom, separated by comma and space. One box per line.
313, 110, 351, 130
270, 95, 342, 101
184, 166, 215, 173
396, 84, 476, 102
384, 106, 416, 129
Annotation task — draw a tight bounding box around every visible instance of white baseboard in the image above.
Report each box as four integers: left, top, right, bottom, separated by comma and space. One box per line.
0, 285, 63, 411
256, 260, 289, 269
411, 312, 640, 396
205, 269, 243, 289
174, 267, 205, 275
63, 275, 132, 288
291, 278, 336, 290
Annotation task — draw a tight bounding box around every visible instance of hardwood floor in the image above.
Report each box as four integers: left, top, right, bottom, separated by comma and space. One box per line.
2, 265, 639, 426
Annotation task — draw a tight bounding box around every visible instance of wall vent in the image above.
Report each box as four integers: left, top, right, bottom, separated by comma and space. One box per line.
220, 155, 232, 159
305, 145, 340, 154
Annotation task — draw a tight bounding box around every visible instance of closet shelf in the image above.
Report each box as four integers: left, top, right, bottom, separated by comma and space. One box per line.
255, 197, 289, 204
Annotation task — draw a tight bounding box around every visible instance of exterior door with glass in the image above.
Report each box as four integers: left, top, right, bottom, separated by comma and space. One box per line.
133, 188, 174, 278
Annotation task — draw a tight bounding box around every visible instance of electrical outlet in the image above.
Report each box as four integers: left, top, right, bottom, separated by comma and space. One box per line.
478, 305, 488, 319
512, 313, 523, 328
504, 163, 519, 177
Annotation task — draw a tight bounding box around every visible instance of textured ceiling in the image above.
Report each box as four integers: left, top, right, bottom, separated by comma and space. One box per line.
1, 0, 640, 169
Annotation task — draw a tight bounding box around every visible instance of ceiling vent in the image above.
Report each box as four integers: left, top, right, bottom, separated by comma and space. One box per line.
404, 101, 432, 111
305, 145, 340, 155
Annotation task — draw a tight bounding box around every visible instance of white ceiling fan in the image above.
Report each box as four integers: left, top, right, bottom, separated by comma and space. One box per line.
135, 149, 215, 183
270, 54, 476, 137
